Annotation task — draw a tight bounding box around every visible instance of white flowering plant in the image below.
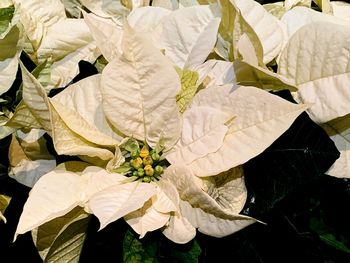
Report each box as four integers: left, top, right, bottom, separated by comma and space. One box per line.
0, 0, 349, 262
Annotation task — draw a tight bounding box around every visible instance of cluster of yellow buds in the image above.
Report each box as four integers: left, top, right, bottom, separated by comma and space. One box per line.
117, 139, 166, 183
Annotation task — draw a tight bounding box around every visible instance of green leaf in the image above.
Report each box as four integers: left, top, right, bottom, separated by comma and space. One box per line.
159, 238, 201, 263
123, 230, 158, 263
121, 138, 140, 156
123, 230, 201, 263
114, 161, 132, 174
176, 69, 199, 113
0, 5, 14, 35
33, 207, 90, 263
310, 216, 350, 254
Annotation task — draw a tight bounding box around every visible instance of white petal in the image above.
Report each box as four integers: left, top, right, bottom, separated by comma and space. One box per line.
331, 1, 350, 22
83, 11, 123, 62
154, 179, 179, 213
281, 6, 349, 39
163, 165, 252, 220
80, 0, 128, 18
191, 59, 235, 88
125, 200, 169, 238
88, 181, 156, 229
158, 5, 220, 68
37, 19, 100, 88
20, 62, 52, 132
48, 99, 115, 161
0, 25, 20, 95
162, 212, 196, 244
180, 200, 255, 238
190, 86, 307, 176
233, 0, 287, 63
101, 25, 181, 150
166, 106, 229, 165
15, 169, 88, 238
278, 22, 350, 123
9, 159, 56, 188
83, 166, 126, 200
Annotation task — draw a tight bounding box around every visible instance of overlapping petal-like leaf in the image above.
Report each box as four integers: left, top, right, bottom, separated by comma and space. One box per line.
101, 25, 181, 150
157, 5, 221, 68
188, 85, 307, 176
278, 22, 350, 123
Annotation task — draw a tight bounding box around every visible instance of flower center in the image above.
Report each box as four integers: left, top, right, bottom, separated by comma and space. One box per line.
115, 138, 168, 183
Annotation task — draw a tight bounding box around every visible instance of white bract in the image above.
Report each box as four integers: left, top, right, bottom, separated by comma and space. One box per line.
12, 0, 100, 89
15, 12, 307, 243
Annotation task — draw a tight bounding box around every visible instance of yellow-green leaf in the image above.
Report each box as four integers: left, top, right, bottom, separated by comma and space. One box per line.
176, 69, 199, 113
33, 207, 90, 263
0, 194, 11, 223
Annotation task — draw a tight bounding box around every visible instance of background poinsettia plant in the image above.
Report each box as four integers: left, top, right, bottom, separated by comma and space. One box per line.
1, 0, 350, 262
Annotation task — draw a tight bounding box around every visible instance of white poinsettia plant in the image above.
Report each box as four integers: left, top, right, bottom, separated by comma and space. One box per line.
14, 13, 307, 243
1, 0, 350, 261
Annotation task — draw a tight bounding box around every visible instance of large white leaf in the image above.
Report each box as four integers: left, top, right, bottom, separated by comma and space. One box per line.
0, 26, 20, 95
124, 199, 170, 238
161, 212, 196, 244
48, 99, 115, 161
15, 169, 89, 239
32, 207, 89, 262
192, 59, 235, 88
163, 165, 253, 220
233, 60, 297, 91
9, 159, 56, 188
20, 62, 52, 132
50, 99, 117, 147
80, 0, 129, 18
190, 85, 307, 176
278, 22, 350, 123
323, 116, 350, 179
232, 0, 287, 64
83, 166, 126, 199
217, 0, 263, 63
53, 74, 122, 142
127, 6, 171, 33
14, 0, 66, 50
15, 165, 126, 238
37, 18, 100, 88
200, 166, 247, 214
101, 25, 181, 150
154, 178, 179, 213
166, 106, 230, 165
164, 165, 256, 237
88, 181, 156, 229
331, 1, 350, 22
157, 5, 220, 68
281, 6, 349, 39
83, 11, 123, 62
179, 200, 255, 238
22, 64, 117, 161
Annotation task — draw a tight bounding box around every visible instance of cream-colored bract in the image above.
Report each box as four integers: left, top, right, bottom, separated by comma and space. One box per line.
0, 25, 21, 96
281, 6, 349, 38
14, 1, 309, 245
278, 22, 350, 123
233, 0, 287, 64
101, 25, 182, 150
157, 5, 220, 69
